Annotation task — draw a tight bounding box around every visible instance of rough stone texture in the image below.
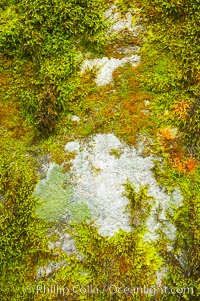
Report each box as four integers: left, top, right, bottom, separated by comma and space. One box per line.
105, 5, 142, 35
80, 5, 141, 86
65, 133, 183, 239
35, 135, 182, 254
81, 55, 140, 86
35, 4, 182, 248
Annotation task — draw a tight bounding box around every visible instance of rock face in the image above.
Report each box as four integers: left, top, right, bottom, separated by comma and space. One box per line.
35, 134, 182, 240
81, 55, 140, 86
64, 133, 182, 239
80, 4, 141, 87
35, 4, 182, 243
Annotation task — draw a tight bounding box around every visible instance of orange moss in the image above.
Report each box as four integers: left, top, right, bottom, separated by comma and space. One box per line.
166, 143, 197, 174
0, 103, 28, 139
171, 156, 197, 174
65, 63, 154, 147
159, 127, 177, 140
172, 100, 191, 120
157, 125, 197, 174
185, 158, 197, 173
171, 157, 186, 173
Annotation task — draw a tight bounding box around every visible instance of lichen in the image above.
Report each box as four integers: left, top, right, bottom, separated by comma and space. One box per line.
35, 164, 72, 222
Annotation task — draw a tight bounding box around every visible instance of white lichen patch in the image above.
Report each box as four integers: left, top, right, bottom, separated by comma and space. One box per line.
105, 5, 141, 35
71, 115, 80, 123
65, 134, 183, 239
65, 141, 80, 153
81, 55, 140, 86
80, 5, 142, 86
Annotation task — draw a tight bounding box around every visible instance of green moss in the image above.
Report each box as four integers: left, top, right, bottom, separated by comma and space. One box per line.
0, 151, 53, 300
1, 1, 200, 298
123, 181, 153, 228
109, 147, 123, 159
47, 222, 162, 300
